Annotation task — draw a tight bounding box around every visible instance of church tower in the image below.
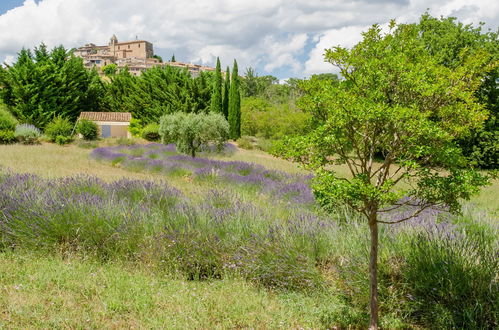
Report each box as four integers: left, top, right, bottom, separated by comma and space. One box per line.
109, 34, 118, 56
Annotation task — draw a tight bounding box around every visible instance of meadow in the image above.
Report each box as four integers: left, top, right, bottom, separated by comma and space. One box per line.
0, 141, 498, 329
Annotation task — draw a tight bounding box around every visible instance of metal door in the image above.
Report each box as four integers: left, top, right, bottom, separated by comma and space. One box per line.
101, 125, 111, 138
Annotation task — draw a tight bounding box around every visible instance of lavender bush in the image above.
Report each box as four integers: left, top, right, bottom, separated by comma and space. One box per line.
0, 166, 496, 328
91, 143, 315, 205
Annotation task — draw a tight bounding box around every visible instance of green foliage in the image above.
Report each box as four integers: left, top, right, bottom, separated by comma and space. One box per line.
0, 44, 102, 129
274, 22, 495, 328
0, 104, 17, 131
101, 63, 118, 76
222, 66, 230, 119
403, 232, 498, 328
152, 54, 163, 63
228, 60, 241, 139
241, 97, 310, 139
237, 136, 255, 150
77, 119, 99, 141
170, 54, 176, 62
101, 66, 213, 124
141, 123, 160, 141
45, 116, 73, 143
281, 23, 494, 214
128, 118, 143, 137
159, 112, 229, 157
415, 13, 499, 169
210, 57, 223, 113
0, 130, 16, 144
55, 135, 71, 145
14, 124, 40, 144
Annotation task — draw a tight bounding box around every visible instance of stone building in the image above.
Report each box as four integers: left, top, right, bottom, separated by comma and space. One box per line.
74, 35, 215, 76
78, 112, 132, 138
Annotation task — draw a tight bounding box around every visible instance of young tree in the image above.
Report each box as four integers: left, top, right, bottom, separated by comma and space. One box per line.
210, 57, 223, 113
228, 60, 241, 139
274, 22, 495, 329
159, 112, 229, 157
222, 66, 230, 119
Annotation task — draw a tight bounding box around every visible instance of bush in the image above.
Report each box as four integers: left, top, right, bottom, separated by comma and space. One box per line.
55, 135, 72, 145
77, 119, 99, 141
45, 116, 73, 143
141, 123, 160, 141
0, 105, 17, 131
402, 232, 498, 328
128, 118, 143, 137
14, 124, 41, 144
159, 112, 229, 157
241, 97, 310, 140
236, 136, 255, 150
0, 130, 16, 144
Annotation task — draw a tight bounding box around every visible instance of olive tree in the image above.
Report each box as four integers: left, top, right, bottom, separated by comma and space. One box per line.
274, 21, 495, 329
159, 112, 229, 157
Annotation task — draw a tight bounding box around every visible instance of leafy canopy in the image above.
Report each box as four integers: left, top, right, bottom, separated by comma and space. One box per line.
276, 21, 495, 218
159, 112, 229, 157
0, 44, 102, 129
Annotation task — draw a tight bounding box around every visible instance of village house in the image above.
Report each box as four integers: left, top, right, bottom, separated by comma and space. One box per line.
74, 35, 215, 76
78, 112, 132, 138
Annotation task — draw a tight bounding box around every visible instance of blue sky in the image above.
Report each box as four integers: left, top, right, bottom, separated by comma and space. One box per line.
0, 0, 497, 79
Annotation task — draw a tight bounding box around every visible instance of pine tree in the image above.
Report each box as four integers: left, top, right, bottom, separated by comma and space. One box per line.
222, 66, 230, 119
210, 57, 223, 113
171, 54, 176, 62
228, 60, 241, 139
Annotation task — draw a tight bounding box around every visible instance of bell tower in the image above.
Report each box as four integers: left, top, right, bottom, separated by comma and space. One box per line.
109, 34, 118, 56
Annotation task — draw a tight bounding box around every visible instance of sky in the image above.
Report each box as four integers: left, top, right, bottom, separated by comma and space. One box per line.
0, 0, 497, 80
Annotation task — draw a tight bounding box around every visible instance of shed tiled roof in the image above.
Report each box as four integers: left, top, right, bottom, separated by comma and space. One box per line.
79, 112, 132, 122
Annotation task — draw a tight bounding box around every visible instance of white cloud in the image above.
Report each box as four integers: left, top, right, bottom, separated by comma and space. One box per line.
0, 0, 497, 78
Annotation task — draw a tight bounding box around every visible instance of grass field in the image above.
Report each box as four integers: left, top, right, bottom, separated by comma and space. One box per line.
0, 141, 497, 212
0, 141, 497, 329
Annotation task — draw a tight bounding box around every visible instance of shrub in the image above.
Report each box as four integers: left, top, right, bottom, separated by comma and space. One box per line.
403, 232, 498, 328
141, 123, 160, 142
159, 112, 229, 157
55, 135, 72, 145
237, 136, 255, 150
0, 130, 16, 144
0, 105, 17, 131
14, 124, 41, 144
128, 118, 143, 137
77, 119, 99, 141
45, 116, 73, 143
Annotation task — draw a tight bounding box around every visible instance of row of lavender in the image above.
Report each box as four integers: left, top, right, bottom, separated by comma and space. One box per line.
90, 143, 315, 205
0, 168, 497, 327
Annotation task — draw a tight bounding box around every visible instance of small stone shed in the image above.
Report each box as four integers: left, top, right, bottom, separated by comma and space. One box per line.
78, 112, 132, 138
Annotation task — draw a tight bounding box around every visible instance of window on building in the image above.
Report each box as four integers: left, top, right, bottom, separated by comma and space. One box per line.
118, 46, 120, 50
138, 44, 140, 48
128, 45, 130, 49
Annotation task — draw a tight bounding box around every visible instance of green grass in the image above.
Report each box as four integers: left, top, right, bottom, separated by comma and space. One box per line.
0, 141, 497, 328
0, 251, 334, 329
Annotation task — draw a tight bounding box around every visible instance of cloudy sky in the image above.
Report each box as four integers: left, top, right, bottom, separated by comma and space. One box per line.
0, 0, 497, 79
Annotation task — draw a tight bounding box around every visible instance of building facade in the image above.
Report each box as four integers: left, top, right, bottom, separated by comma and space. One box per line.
74, 35, 215, 76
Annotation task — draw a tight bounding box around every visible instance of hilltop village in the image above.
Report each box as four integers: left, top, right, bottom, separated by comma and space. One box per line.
74, 35, 215, 76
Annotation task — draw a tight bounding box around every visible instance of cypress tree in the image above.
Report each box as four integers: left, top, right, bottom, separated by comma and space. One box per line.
171, 54, 176, 62
210, 57, 223, 113
228, 60, 241, 139
222, 66, 230, 119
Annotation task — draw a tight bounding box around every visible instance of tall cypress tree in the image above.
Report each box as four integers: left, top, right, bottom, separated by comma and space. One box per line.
210, 57, 223, 113
228, 60, 241, 139
222, 66, 230, 119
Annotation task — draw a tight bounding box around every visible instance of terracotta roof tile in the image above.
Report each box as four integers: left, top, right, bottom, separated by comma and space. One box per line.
79, 112, 132, 122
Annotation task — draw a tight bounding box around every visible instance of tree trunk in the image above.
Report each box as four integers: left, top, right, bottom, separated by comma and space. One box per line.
369, 215, 379, 330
